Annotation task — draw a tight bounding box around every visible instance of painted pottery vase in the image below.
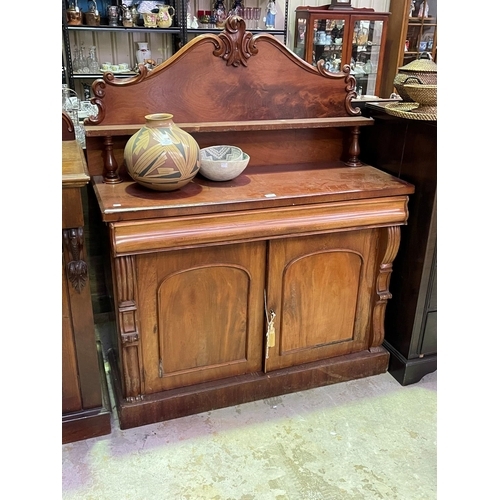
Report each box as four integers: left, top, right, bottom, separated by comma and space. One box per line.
124, 113, 200, 191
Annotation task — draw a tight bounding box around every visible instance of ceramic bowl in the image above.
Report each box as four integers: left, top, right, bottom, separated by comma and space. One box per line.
199, 146, 249, 181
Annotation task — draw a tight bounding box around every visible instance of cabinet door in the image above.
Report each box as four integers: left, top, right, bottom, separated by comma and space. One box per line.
138, 241, 266, 393
265, 229, 378, 372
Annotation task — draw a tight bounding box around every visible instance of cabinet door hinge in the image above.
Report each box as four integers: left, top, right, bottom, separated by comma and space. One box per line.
158, 358, 163, 378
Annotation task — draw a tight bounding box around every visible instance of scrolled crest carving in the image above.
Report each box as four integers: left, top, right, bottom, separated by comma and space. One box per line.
314, 62, 360, 116
214, 16, 258, 67
86, 66, 150, 125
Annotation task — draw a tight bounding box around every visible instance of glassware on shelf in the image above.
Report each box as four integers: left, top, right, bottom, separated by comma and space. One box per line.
243, 6, 252, 28
252, 7, 261, 30
62, 84, 85, 148
78, 43, 89, 73
72, 46, 81, 73
87, 46, 100, 74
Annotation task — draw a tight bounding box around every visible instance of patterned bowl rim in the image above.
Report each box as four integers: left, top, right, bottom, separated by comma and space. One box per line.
200, 145, 244, 161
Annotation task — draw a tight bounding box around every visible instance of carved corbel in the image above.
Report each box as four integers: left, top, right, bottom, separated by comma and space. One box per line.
370, 225, 401, 348
63, 227, 88, 293
114, 255, 144, 401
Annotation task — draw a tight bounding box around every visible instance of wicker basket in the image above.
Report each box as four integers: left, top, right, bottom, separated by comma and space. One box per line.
404, 84, 437, 107
393, 54, 437, 102
385, 102, 437, 121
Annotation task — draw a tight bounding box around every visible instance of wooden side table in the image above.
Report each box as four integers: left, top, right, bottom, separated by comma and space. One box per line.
62, 137, 111, 443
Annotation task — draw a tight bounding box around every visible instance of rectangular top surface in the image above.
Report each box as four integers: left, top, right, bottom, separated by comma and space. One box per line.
62, 140, 90, 188
93, 163, 414, 222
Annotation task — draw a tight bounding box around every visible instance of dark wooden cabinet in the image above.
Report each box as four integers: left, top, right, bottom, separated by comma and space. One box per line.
84, 18, 414, 429
62, 118, 111, 443
359, 102, 437, 385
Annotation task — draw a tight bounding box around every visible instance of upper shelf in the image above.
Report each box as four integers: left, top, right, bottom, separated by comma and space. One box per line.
85, 117, 374, 136
67, 25, 182, 33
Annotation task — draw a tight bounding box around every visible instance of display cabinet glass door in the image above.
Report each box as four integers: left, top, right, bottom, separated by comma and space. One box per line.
292, 8, 388, 97
312, 17, 346, 72
293, 15, 348, 72
350, 17, 385, 97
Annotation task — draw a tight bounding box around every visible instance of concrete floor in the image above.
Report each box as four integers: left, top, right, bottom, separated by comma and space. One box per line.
62, 346, 437, 500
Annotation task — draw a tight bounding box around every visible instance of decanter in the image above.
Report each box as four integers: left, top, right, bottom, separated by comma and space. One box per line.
87, 46, 100, 74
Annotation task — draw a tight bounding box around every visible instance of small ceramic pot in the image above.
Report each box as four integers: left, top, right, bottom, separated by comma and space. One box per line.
143, 12, 158, 28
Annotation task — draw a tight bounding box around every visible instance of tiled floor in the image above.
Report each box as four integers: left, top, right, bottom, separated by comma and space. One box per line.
62, 333, 437, 500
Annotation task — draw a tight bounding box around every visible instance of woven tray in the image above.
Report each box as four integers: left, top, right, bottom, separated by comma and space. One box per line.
385, 102, 437, 121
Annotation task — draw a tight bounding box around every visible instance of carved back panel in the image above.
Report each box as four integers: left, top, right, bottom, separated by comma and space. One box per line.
87, 16, 359, 127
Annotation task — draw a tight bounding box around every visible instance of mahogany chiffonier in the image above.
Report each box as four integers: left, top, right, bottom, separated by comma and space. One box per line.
62, 112, 111, 443
83, 16, 414, 429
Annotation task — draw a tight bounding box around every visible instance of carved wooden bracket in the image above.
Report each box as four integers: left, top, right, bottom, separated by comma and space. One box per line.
213, 16, 258, 67
115, 255, 144, 401
63, 227, 88, 293
371, 225, 401, 347
314, 63, 359, 117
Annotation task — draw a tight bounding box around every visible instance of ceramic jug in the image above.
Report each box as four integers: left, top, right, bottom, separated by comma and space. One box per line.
108, 5, 119, 26
157, 4, 175, 28
121, 5, 133, 27
130, 3, 139, 26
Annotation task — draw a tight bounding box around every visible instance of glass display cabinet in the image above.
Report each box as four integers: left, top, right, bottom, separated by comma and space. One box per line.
293, 4, 390, 97
403, 0, 437, 65
378, 0, 437, 99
